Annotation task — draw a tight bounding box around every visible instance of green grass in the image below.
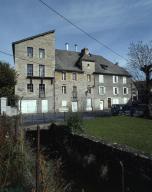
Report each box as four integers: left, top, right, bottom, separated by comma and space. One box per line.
84, 116, 152, 154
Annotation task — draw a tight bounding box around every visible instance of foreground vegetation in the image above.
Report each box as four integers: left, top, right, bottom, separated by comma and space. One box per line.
0, 115, 63, 192
84, 116, 152, 154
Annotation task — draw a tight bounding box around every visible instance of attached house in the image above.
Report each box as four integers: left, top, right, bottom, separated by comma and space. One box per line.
12, 30, 135, 113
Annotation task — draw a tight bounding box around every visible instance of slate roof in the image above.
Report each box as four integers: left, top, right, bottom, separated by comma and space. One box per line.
55, 49, 130, 76
12, 30, 55, 45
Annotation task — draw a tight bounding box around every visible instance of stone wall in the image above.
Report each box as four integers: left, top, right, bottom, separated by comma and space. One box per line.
47, 125, 152, 191
54, 70, 133, 112
14, 31, 55, 113
0, 97, 18, 116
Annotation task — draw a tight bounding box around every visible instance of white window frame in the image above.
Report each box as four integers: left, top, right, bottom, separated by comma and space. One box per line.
99, 74, 104, 83
72, 72, 77, 81
113, 87, 119, 95
62, 72, 66, 80
123, 87, 128, 95
62, 85, 66, 94
123, 77, 127, 84
123, 97, 128, 104
99, 86, 106, 95
113, 75, 118, 83
62, 100, 67, 107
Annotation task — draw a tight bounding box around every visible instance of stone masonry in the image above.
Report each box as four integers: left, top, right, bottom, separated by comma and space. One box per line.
12, 31, 136, 113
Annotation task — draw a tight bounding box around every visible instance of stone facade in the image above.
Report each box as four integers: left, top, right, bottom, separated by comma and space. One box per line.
13, 31, 55, 113
12, 31, 135, 113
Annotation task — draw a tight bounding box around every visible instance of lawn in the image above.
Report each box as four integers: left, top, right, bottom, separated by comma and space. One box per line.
84, 116, 152, 154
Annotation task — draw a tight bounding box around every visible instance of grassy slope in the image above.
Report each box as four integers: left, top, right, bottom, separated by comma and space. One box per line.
84, 116, 152, 154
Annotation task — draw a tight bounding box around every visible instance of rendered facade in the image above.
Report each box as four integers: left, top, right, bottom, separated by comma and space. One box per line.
12, 30, 134, 113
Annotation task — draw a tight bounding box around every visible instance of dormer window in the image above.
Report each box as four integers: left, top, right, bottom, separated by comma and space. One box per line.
100, 64, 108, 70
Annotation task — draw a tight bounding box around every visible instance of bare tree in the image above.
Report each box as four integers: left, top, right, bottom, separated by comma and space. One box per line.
128, 41, 152, 117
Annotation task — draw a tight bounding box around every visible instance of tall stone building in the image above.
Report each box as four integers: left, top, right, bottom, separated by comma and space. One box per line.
12, 30, 134, 113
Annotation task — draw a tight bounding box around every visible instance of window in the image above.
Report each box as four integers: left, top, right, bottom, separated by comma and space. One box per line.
87, 74, 91, 82
39, 84, 45, 97
72, 72, 77, 80
39, 48, 45, 59
99, 75, 104, 83
62, 85, 66, 94
87, 64, 90, 68
27, 84, 33, 92
39, 65, 45, 77
87, 86, 91, 94
99, 86, 106, 95
113, 98, 119, 104
123, 97, 128, 104
113, 87, 119, 95
27, 47, 33, 58
62, 72, 66, 80
113, 75, 118, 83
73, 86, 77, 98
123, 77, 127, 84
62, 100, 67, 107
123, 87, 128, 95
27, 64, 33, 77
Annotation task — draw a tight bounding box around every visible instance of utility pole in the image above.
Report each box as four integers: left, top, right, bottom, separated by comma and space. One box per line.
36, 125, 40, 192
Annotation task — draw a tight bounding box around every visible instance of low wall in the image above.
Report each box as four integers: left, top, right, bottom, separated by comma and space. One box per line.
26, 124, 152, 191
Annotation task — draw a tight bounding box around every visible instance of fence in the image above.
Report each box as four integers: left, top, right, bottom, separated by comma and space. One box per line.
22, 110, 111, 126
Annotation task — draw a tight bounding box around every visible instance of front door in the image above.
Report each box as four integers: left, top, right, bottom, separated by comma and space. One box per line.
86, 98, 92, 111
72, 101, 78, 112
100, 100, 104, 110
108, 98, 111, 108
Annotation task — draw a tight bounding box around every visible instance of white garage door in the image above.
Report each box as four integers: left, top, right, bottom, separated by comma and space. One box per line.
21, 100, 37, 113
42, 100, 48, 113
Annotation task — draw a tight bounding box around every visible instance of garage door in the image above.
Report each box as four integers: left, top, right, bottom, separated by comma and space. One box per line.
42, 100, 48, 113
21, 100, 37, 113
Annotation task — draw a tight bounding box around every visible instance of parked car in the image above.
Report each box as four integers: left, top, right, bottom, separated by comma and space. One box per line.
111, 104, 127, 115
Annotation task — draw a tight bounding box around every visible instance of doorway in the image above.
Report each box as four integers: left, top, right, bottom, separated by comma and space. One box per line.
72, 101, 78, 112
107, 98, 111, 108
100, 100, 104, 110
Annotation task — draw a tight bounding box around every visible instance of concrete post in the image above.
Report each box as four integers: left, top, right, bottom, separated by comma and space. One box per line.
0, 97, 7, 114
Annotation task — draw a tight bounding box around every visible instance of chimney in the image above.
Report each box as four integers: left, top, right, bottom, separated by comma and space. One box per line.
81, 48, 89, 55
74, 44, 78, 52
65, 43, 69, 51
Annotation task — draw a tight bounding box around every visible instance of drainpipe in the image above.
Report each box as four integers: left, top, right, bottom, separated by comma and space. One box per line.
53, 74, 56, 114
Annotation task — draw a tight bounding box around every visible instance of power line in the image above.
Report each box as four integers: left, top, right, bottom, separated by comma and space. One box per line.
37, 0, 128, 61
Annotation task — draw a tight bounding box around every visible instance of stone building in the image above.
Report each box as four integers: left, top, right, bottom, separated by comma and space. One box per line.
12, 30, 134, 113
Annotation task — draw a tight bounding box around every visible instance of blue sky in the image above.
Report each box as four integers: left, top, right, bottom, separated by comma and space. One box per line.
0, 0, 152, 67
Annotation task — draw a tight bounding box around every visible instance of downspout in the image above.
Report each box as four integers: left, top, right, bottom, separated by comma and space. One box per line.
53, 72, 56, 113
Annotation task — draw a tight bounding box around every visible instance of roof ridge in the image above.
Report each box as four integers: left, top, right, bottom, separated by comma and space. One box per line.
12, 30, 55, 45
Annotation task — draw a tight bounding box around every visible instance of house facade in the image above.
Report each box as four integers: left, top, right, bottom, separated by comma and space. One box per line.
12, 30, 134, 113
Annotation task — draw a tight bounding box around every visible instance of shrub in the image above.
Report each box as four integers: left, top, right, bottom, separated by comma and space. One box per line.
66, 112, 84, 134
